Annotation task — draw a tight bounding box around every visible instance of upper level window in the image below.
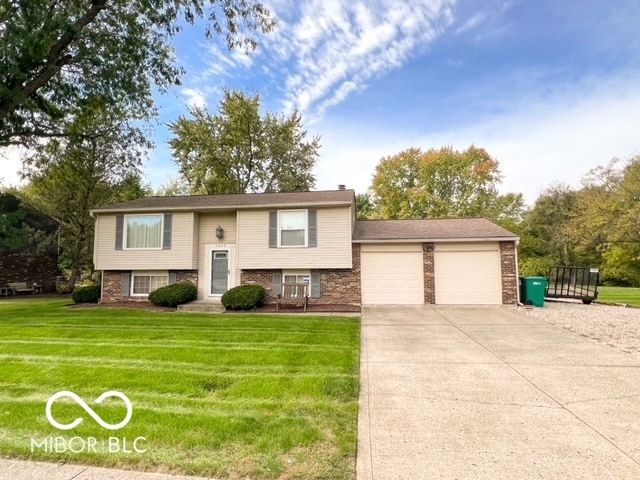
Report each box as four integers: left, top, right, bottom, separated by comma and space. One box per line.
125, 214, 163, 249
279, 210, 307, 247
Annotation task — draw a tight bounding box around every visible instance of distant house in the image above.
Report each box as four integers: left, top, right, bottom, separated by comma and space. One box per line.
90, 189, 519, 306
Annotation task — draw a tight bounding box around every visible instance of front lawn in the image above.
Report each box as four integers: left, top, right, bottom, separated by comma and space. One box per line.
598, 286, 640, 307
0, 299, 360, 479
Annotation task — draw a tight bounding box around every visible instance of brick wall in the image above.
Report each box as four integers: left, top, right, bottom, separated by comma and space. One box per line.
102, 271, 130, 303
101, 270, 197, 303
175, 270, 198, 288
318, 244, 361, 304
423, 243, 435, 304
241, 270, 277, 300
500, 241, 518, 304
0, 253, 59, 293
241, 245, 361, 305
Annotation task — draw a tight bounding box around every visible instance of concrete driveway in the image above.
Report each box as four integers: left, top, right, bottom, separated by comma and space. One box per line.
357, 306, 640, 479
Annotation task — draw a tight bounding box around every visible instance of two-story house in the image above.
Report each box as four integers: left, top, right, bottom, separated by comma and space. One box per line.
91, 189, 519, 307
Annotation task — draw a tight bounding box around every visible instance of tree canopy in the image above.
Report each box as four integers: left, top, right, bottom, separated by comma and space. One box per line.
0, 0, 275, 147
20, 97, 149, 284
169, 89, 320, 194
370, 146, 524, 224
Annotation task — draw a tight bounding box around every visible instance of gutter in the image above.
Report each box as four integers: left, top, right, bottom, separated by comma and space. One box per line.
89, 200, 353, 215
353, 237, 521, 243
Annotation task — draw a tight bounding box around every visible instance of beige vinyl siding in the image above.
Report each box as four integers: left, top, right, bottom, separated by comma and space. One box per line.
237, 207, 352, 269
197, 213, 238, 300
94, 212, 196, 270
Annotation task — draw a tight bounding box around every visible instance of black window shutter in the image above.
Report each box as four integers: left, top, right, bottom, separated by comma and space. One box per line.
308, 209, 317, 247
269, 211, 278, 248
168, 272, 177, 285
163, 214, 172, 250
273, 272, 282, 296
115, 215, 124, 250
310, 271, 321, 298
121, 272, 131, 297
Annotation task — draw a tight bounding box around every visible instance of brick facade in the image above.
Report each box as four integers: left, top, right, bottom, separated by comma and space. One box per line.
175, 270, 198, 288
317, 244, 361, 304
499, 241, 518, 304
101, 269, 197, 303
241, 245, 361, 305
101, 271, 132, 303
423, 243, 435, 304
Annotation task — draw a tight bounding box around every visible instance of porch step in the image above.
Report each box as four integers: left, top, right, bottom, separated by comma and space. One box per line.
177, 301, 225, 313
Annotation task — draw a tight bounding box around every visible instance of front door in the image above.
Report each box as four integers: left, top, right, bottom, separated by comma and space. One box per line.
211, 250, 229, 295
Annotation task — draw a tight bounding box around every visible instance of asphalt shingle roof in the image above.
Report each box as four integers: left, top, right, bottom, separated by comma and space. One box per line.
91, 189, 355, 213
353, 218, 518, 241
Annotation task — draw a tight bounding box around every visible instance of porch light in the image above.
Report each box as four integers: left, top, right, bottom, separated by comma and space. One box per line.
216, 225, 224, 240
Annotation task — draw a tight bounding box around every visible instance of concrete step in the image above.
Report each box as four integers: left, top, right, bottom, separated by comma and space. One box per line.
177, 302, 225, 313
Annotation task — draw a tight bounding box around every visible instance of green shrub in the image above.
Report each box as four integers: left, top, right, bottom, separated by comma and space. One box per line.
148, 282, 198, 307
221, 285, 266, 310
72, 284, 101, 303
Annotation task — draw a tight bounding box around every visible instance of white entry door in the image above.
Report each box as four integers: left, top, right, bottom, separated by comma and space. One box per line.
210, 249, 230, 296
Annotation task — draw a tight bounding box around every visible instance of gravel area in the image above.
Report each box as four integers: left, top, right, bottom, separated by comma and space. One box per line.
517, 300, 640, 354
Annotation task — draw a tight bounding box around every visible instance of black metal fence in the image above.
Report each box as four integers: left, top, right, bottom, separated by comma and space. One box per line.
545, 266, 600, 304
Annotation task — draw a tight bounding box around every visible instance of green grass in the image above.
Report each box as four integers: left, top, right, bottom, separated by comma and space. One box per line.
598, 286, 640, 307
0, 298, 360, 479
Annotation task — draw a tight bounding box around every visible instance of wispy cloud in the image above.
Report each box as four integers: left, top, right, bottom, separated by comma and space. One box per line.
180, 88, 208, 108
201, 43, 255, 78
265, 0, 457, 118
455, 11, 486, 34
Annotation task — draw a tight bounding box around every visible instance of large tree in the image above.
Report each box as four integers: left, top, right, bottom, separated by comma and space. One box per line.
0, 190, 57, 254
169, 89, 320, 194
371, 146, 524, 223
565, 157, 640, 285
20, 97, 149, 285
0, 0, 275, 147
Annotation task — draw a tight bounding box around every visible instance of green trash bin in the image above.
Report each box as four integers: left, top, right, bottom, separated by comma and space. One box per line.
519, 276, 547, 307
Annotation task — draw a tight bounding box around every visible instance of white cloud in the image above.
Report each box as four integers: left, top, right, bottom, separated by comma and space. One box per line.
266, 0, 457, 117
455, 11, 486, 33
201, 43, 255, 78
180, 88, 208, 108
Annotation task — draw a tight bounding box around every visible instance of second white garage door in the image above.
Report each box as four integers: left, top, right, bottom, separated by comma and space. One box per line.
434, 243, 502, 305
361, 244, 424, 305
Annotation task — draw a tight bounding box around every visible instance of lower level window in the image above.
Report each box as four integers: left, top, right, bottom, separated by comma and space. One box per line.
132, 272, 168, 296
283, 271, 310, 297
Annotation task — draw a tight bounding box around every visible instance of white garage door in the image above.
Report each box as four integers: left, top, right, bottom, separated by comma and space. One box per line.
434, 243, 502, 305
361, 244, 424, 305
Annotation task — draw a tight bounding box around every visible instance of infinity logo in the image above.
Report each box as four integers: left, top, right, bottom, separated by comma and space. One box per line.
46, 391, 133, 431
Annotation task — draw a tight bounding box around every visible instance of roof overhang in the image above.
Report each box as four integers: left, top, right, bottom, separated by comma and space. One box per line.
90, 200, 353, 215
353, 237, 520, 243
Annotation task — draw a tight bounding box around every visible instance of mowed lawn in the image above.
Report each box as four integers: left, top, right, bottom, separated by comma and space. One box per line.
0, 298, 360, 479
598, 287, 640, 307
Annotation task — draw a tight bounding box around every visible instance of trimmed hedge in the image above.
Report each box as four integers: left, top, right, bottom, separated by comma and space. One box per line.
148, 282, 198, 307
72, 284, 101, 304
221, 285, 266, 310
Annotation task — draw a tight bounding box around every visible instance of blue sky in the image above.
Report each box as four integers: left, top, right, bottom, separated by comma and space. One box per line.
5, 0, 640, 204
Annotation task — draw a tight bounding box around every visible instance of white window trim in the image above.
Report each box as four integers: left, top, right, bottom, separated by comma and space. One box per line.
123, 213, 164, 251
282, 270, 311, 284
277, 209, 308, 248
282, 270, 310, 298
131, 270, 169, 297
